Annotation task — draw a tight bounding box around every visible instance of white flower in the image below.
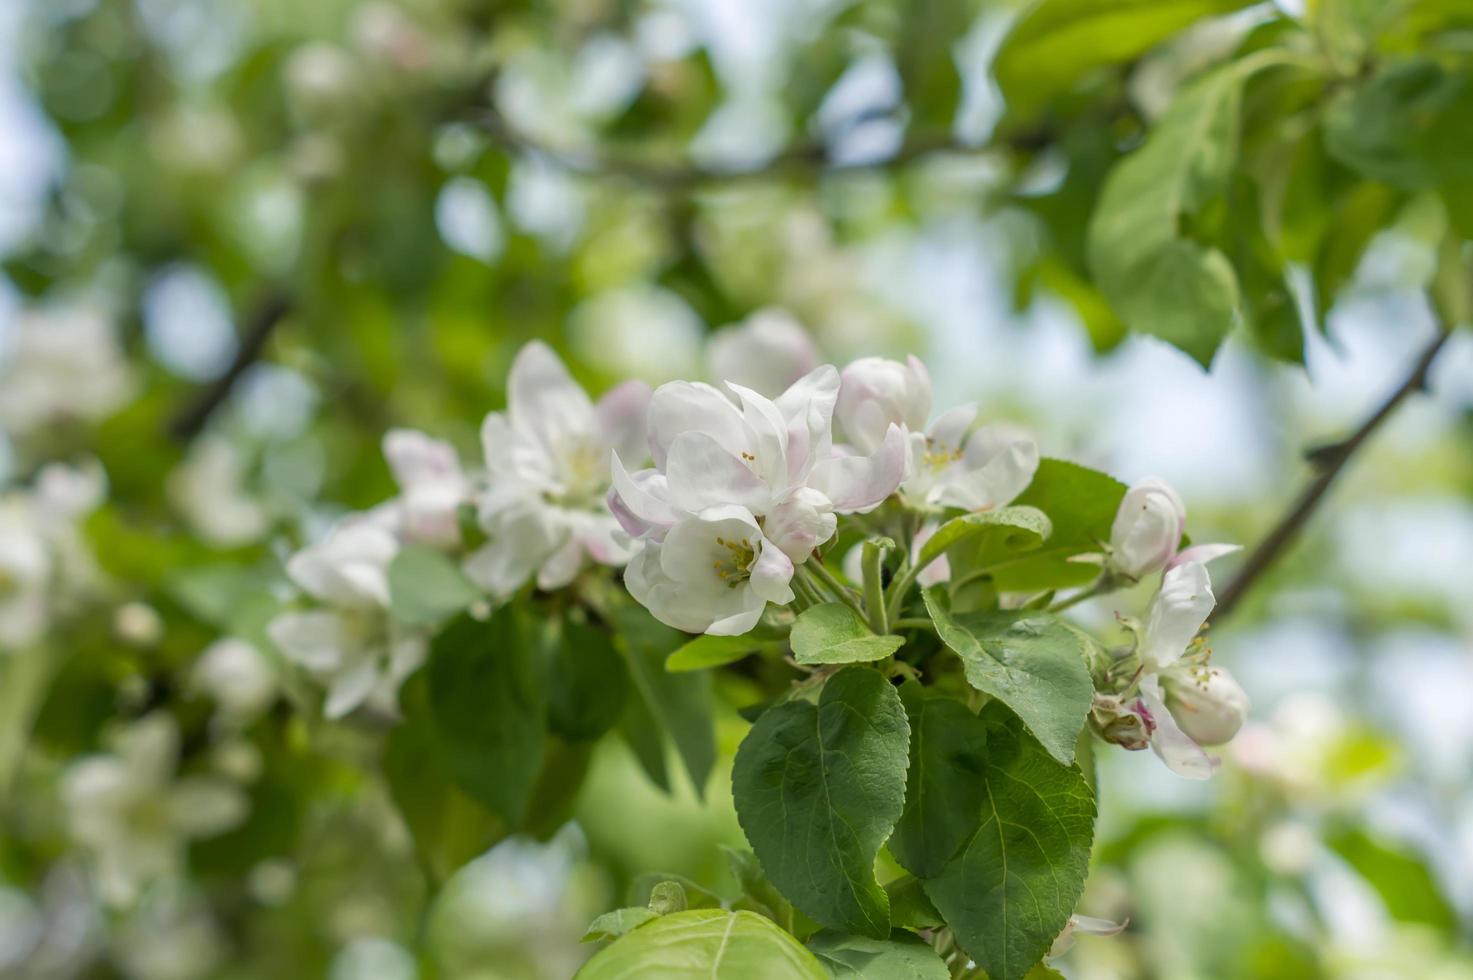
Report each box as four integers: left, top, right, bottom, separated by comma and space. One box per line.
167, 436, 269, 547
381, 428, 469, 547
1109, 477, 1238, 580
192, 639, 277, 726
706, 308, 821, 399
1126, 561, 1247, 778
465, 341, 650, 596
836, 356, 1038, 512
267, 519, 425, 719
612, 366, 906, 634
63, 714, 248, 906
0, 303, 133, 436
0, 462, 104, 650
1049, 914, 1126, 958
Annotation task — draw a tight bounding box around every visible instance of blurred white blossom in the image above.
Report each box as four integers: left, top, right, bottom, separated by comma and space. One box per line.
0, 303, 132, 436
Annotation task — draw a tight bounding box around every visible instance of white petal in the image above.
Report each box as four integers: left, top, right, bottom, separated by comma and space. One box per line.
169, 777, 249, 837
764, 487, 838, 562
646, 381, 747, 468
267, 611, 348, 671
727, 381, 791, 489
927, 404, 978, 453
609, 454, 680, 538
1142, 561, 1215, 670
749, 538, 795, 605
507, 340, 596, 459
1111, 478, 1187, 579
1140, 678, 1217, 779
1169, 542, 1242, 568
595, 380, 653, 467
382, 428, 462, 490
941, 423, 1040, 511
664, 432, 772, 515
706, 597, 767, 636
324, 657, 380, 719
536, 535, 585, 590
774, 364, 840, 486
835, 356, 929, 454
285, 521, 397, 608
808, 423, 907, 514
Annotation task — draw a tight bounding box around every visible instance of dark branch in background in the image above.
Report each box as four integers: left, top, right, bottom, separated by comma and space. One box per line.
472, 105, 1057, 189
1214, 326, 1454, 621
169, 292, 292, 442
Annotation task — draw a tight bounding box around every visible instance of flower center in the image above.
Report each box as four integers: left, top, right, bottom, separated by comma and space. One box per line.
921, 437, 963, 471
711, 536, 756, 589
551, 437, 609, 508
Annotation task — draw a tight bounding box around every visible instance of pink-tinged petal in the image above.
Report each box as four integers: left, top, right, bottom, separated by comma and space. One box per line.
576, 514, 639, 567
664, 432, 772, 515
1139, 677, 1217, 779
1169, 543, 1242, 569
835, 356, 929, 454
809, 423, 907, 514
1142, 561, 1215, 670
749, 538, 795, 605
1111, 477, 1187, 579
765, 487, 838, 562
646, 380, 747, 468
507, 340, 595, 456
382, 428, 462, 490
774, 364, 840, 483
609, 453, 681, 535
596, 380, 653, 468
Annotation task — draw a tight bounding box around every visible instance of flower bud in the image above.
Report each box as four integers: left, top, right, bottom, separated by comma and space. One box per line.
1161, 666, 1249, 746
836, 356, 932, 454
705, 309, 820, 399
1090, 694, 1151, 751
1110, 478, 1185, 579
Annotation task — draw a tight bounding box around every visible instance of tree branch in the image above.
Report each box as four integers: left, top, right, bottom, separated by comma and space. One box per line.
168, 292, 292, 442
473, 107, 1055, 190
1214, 326, 1453, 620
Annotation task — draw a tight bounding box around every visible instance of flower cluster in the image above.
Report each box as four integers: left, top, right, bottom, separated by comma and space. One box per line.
0, 462, 105, 651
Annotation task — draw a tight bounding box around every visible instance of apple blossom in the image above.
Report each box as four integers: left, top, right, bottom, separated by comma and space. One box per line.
1109, 477, 1240, 580
464, 341, 650, 596
612, 366, 905, 633
836, 355, 1039, 512
167, 436, 271, 547
380, 428, 469, 547
192, 639, 278, 726
705, 308, 821, 399
0, 304, 134, 437
267, 519, 426, 719
1112, 560, 1249, 778
0, 462, 105, 650
63, 714, 247, 906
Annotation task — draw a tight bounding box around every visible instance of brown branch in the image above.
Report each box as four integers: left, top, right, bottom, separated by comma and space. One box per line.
168, 292, 292, 442
1214, 326, 1453, 620
473, 106, 1056, 190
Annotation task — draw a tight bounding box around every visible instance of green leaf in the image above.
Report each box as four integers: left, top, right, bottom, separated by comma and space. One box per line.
1087, 61, 1253, 366
613, 606, 718, 796
1324, 58, 1473, 191
667, 619, 787, 672
384, 673, 507, 884
921, 506, 1052, 570
884, 875, 944, 930
546, 618, 629, 741
994, 0, 1258, 120
387, 544, 483, 627
628, 872, 725, 911
575, 909, 829, 980
922, 591, 1092, 765
922, 706, 1096, 980
582, 907, 659, 943
724, 846, 810, 936
999, 459, 1127, 592
791, 603, 904, 666
426, 609, 545, 823
1327, 827, 1456, 930
732, 667, 911, 938
807, 930, 950, 980
890, 685, 990, 879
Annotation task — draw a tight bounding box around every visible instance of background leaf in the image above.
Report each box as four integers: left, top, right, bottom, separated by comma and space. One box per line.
614, 606, 718, 796
575, 909, 830, 979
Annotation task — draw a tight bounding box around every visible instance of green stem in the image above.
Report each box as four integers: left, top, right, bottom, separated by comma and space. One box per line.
891, 617, 938, 633
885, 562, 923, 625
800, 561, 867, 620
1047, 575, 1114, 614
860, 539, 891, 635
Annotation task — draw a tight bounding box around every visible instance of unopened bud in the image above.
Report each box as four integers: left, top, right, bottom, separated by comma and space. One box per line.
1109, 478, 1185, 580
1090, 694, 1151, 751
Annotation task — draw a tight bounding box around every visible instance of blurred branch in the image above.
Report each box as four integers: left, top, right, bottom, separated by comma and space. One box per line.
1214, 326, 1454, 620
473, 105, 1055, 189
169, 292, 292, 442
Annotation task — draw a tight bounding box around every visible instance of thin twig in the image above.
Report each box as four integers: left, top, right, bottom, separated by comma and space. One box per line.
1214, 327, 1453, 620
169, 292, 292, 441
473, 106, 1056, 190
